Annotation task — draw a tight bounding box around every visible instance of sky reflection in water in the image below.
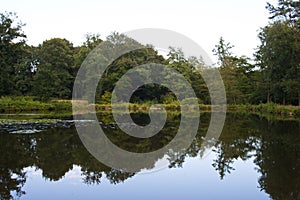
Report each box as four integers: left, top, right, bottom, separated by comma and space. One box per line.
0, 112, 299, 200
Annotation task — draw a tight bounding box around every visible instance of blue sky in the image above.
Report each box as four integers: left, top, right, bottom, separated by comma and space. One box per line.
1, 0, 278, 60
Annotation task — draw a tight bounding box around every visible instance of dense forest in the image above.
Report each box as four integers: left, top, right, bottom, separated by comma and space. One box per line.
0, 0, 299, 105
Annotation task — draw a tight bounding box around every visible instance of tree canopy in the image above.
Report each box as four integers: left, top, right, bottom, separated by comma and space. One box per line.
256, 0, 300, 105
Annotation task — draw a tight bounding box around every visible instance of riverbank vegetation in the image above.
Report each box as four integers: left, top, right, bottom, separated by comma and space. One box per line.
0, 1, 299, 114
0, 96, 71, 112
1, 96, 300, 118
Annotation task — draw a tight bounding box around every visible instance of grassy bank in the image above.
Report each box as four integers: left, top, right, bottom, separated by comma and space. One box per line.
95, 103, 300, 116
0, 96, 72, 112
228, 103, 300, 116
1, 96, 300, 117
94, 103, 212, 112
0, 98, 210, 114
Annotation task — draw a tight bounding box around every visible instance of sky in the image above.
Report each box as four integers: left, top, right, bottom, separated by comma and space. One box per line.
1, 0, 278, 61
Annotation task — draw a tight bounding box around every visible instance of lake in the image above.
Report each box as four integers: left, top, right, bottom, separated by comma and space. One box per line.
0, 112, 299, 200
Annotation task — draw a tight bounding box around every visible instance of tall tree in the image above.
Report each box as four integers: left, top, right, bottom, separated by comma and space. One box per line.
33, 38, 74, 100
0, 12, 27, 96
213, 38, 240, 104
213, 38, 255, 104
256, 1, 300, 105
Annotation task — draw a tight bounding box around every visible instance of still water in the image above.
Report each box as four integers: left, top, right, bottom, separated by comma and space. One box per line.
0, 112, 299, 200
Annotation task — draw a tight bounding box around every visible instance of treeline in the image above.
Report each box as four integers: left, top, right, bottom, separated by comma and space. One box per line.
0, 12, 208, 104
217, 0, 300, 105
1, 0, 300, 105
0, 13, 103, 100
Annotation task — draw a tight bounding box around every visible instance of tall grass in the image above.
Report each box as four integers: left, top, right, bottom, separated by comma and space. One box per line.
1, 96, 300, 116
0, 96, 72, 112
228, 103, 300, 116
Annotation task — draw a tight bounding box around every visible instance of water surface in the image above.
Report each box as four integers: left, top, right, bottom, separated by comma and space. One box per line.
0, 112, 299, 200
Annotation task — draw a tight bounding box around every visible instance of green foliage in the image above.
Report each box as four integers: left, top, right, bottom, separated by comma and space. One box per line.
1, 3, 300, 110
228, 103, 300, 117
255, 1, 300, 105
100, 91, 112, 104
0, 12, 28, 96
33, 38, 75, 100
13, 45, 36, 96
213, 38, 255, 104
97, 35, 166, 103
0, 96, 71, 112
167, 47, 209, 104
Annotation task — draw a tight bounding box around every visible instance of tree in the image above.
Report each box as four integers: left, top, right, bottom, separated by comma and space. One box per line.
213, 38, 238, 104
0, 12, 27, 96
13, 45, 36, 96
95, 33, 166, 103
73, 33, 103, 76
256, 1, 300, 105
167, 47, 209, 104
33, 38, 74, 100
266, 0, 300, 28
233, 56, 255, 104
213, 38, 255, 104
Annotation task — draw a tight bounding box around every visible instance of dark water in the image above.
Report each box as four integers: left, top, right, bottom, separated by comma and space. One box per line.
0, 112, 299, 200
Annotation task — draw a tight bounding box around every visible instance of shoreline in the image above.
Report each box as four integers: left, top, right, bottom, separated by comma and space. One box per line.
1, 97, 300, 117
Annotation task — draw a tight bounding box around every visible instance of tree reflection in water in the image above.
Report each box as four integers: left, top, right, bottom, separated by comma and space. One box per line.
0, 112, 299, 199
